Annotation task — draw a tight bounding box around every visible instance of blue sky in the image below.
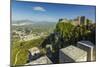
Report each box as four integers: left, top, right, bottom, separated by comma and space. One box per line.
12, 0, 96, 22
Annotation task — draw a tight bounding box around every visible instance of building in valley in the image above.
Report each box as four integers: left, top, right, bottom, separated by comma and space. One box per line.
28, 47, 40, 61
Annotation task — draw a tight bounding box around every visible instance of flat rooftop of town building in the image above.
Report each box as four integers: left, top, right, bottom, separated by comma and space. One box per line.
25, 55, 52, 65
77, 41, 94, 48
60, 45, 87, 61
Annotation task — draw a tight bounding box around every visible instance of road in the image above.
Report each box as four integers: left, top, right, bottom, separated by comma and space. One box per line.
14, 50, 21, 65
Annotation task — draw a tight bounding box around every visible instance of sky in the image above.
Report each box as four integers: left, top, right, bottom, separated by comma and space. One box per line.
12, 0, 96, 22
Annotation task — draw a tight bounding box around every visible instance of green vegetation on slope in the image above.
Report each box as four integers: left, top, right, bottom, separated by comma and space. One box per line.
53, 19, 96, 49
55, 21, 74, 38
11, 37, 45, 66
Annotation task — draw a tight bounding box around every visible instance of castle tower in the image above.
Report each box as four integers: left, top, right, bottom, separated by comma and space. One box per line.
78, 16, 86, 25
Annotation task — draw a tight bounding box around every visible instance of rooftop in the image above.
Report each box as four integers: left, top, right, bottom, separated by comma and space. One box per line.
60, 45, 87, 61
28, 47, 40, 56
25, 55, 52, 65
77, 41, 94, 48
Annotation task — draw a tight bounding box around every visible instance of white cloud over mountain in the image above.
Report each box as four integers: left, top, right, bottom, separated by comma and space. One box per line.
33, 6, 46, 12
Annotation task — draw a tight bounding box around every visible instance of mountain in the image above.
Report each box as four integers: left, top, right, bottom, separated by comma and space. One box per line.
12, 20, 57, 26
12, 20, 34, 26
12, 20, 57, 33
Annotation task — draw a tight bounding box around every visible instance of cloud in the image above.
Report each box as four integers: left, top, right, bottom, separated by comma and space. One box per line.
33, 6, 46, 12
